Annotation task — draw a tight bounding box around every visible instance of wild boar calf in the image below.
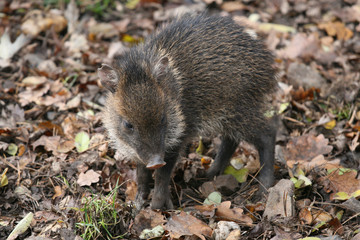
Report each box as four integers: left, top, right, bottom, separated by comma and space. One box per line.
98, 14, 277, 210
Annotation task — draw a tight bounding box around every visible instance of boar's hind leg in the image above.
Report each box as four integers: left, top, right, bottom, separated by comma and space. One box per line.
135, 164, 152, 209
207, 136, 239, 179
151, 149, 180, 210
252, 124, 276, 191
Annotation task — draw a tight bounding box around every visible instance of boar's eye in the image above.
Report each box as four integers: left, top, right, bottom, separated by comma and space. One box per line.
123, 120, 134, 131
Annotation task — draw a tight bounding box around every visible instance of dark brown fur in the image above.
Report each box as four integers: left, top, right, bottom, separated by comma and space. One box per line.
99, 14, 277, 209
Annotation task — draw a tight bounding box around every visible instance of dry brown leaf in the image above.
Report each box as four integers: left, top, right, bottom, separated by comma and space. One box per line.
320, 36, 334, 47
52, 186, 63, 199
88, 23, 119, 39
64, 33, 89, 55
283, 134, 333, 162
132, 209, 166, 235
66, 95, 81, 109
109, 172, 125, 189
89, 134, 105, 147
165, 211, 213, 240
18, 144, 26, 157
299, 208, 313, 224
328, 217, 344, 235
77, 169, 101, 186
61, 115, 77, 137
299, 208, 332, 225
19, 154, 36, 170
32, 135, 61, 153
18, 83, 50, 106
312, 209, 333, 223
221, 1, 245, 12
284, 133, 337, 171
21, 10, 67, 36
57, 140, 75, 153
245, 202, 265, 214
61, 114, 90, 137
125, 180, 137, 201
34, 211, 61, 223
38, 121, 64, 136
318, 21, 353, 40
320, 170, 360, 200
89, 133, 108, 157
291, 87, 321, 101
226, 229, 241, 240
286, 155, 341, 172
43, 90, 70, 109
215, 201, 253, 226
194, 204, 217, 218
334, 5, 360, 23
277, 33, 319, 59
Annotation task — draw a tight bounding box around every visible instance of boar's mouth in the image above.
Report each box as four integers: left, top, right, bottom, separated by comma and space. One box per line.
146, 154, 166, 169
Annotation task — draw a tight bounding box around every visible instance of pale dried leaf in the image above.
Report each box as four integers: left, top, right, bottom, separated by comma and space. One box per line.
77, 169, 101, 186
64, 33, 89, 55
18, 83, 50, 106
7, 212, 34, 240
64, 0, 79, 34
165, 211, 213, 240
216, 201, 253, 225
22, 76, 47, 86
32, 135, 61, 153
277, 33, 319, 59
0, 30, 30, 60
21, 10, 67, 36
57, 140, 75, 153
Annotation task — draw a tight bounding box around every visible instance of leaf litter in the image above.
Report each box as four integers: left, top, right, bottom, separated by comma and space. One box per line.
0, 0, 360, 239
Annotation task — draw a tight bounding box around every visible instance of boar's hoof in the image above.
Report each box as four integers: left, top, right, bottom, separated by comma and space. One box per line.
150, 193, 174, 210
146, 155, 166, 169
206, 167, 221, 180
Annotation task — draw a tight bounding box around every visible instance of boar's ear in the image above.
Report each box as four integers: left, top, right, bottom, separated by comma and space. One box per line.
98, 64, 119, 93
153, 56, 169, 78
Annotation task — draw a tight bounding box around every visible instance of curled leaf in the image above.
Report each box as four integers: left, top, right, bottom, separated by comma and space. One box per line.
75, 132, 90, 153
204, 191, 222, 205
6, 143, 18, 156
1, 168, 8, 187
7, 212, 34, 240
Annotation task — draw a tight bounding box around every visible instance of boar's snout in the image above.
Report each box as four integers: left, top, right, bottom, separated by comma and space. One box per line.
146, 154, 166, 169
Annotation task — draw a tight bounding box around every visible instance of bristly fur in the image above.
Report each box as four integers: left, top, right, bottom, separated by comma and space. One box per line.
100, 14, 277, 209
145, 14, 276, 141
102, 14, 276, 159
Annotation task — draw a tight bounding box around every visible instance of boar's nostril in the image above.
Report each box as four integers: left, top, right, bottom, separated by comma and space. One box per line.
146, 155, 166, 169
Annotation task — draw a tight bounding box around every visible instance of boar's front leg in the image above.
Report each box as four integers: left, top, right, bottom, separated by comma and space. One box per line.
207, 136, 239, 179
135, 163, 152, 210
150, 148, 180, 210
252, 121, 276, 191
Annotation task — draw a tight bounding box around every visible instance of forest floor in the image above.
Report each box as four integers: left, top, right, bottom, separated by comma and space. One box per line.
0, 0, 360, 239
